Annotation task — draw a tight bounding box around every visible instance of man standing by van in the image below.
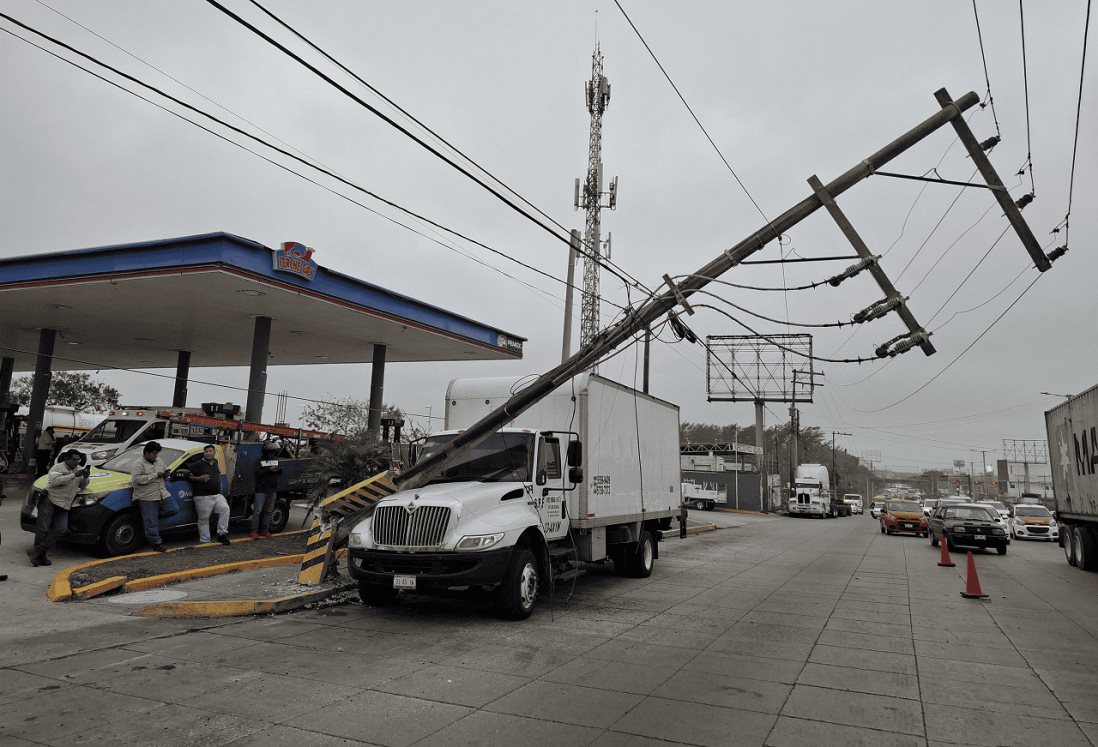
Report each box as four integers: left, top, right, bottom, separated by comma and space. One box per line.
189, 445, 231, 545
28, 449, 89, 566
131, 441, 168, 552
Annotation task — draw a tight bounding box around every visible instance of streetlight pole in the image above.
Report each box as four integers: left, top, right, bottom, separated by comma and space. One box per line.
831, 431, 851, 496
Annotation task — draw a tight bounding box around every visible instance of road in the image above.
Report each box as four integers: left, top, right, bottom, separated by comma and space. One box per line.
1, 503, 1097, 745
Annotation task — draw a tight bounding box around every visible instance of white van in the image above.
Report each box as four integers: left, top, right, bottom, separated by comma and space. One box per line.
66, 409, 177, 466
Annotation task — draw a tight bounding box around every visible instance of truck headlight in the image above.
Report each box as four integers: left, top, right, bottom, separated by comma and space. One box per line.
91, 449, 116, 461
348, 531, 365, 549
456, 533, 504, 551
75, 491, 110, 507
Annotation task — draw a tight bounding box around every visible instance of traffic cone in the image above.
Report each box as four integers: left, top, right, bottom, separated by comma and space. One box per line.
960, 551, 989, 599
937, 533, 955, 567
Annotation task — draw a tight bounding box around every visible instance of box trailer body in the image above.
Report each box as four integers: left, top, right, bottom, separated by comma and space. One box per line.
347, 374, 681, 617
1046, 385, 1098, 570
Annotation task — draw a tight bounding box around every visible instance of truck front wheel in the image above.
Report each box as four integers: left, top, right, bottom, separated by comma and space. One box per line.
268, 499, 291, 534
358, 580, 398, 607
498, 546, 539, 620
1064, 528, 1076, 566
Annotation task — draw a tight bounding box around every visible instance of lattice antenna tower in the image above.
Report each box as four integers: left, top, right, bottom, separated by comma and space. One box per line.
574, 44, 619, 357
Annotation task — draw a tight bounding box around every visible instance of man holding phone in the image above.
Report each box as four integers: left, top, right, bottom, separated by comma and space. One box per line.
131, 441, 169, 552
27, 449, 90, 566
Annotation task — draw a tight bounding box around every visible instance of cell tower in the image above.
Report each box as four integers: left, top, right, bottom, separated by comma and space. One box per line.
574, 45, 618, 352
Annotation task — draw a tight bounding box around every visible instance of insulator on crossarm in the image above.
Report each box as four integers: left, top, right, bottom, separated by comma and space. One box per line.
1047, 245, 1068, 263
854, 295, 907, 324
979, 136, 1001, 151
888, 331, 931, 357
827, 255, 879, 287
1015, 193, 1035, 210
875, 334, 906, 358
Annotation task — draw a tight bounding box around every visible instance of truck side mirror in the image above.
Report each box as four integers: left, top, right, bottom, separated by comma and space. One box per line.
536, 469, 548, 486
568, 466, 583, 485
567, 440, 582, 468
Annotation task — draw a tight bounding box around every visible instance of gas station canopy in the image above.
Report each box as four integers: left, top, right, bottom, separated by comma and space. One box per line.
0, 232, 525, 371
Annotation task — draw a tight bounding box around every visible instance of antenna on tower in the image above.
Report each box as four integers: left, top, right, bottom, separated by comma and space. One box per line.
567, 44, 618, 371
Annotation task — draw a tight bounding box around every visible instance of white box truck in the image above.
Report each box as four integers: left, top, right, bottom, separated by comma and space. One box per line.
1046, 385, 1098, 570
347, 374, 682, 618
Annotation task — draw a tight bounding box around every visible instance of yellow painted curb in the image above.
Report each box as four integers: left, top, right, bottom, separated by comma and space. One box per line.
73, 575, 127, 600
47, 551, 160, 602
133, 579, 356, 618
51, 529, 311, 602
121, 554, 305, 593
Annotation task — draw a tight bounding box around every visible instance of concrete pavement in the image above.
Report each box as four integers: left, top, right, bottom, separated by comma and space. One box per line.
2, 508, 1097, 745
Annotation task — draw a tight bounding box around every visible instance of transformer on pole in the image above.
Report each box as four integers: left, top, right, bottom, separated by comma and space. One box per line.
574, 45, 619, 361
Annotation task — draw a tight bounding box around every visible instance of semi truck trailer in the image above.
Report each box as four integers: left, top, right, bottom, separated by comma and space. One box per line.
347, 374, 681, 618
1046, 385, 1098, 570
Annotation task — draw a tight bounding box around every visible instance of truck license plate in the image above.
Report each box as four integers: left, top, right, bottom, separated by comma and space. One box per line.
974, 534, 986, 540
393, 575, 416, 590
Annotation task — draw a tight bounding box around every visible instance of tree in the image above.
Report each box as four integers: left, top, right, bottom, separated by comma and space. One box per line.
308, 432, 395, 489
11, 372, 121, 412
300, 397, 408, 438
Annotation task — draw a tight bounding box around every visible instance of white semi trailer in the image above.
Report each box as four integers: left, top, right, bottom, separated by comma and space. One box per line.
1046, 385, 1098, 570
347, 374, 681, 618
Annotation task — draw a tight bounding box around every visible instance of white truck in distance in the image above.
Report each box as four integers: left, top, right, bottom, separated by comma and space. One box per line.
789, 463, 832, 518
682, 480, 726, 511
347, 374, 682, 618
1046, 384, 1098, 570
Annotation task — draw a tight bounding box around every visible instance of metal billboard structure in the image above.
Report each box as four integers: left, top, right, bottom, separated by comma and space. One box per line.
1002, 439, 1048, 464
705, 334, 815, 403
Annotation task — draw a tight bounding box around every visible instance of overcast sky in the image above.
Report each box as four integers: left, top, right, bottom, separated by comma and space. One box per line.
1, 0, 1092, 473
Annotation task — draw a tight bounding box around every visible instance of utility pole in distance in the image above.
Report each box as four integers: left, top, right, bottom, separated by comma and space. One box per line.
832, 431, 851, 495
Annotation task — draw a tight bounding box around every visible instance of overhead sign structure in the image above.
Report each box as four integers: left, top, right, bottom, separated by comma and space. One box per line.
273, 241, 318, 281
706, 334, 815, 403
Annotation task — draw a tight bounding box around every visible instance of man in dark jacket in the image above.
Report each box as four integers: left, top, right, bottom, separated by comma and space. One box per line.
188, 445, 230, 545
251, 443, 283, 539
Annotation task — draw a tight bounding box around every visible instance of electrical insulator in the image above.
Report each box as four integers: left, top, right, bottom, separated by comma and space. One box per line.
979, 135, 1001, 151
1048, 245, 1068, 263
574, 178, 581, 209
888, 331, 930, 357
827, 255, 880, 287
854, 295, 907, 324
1015, 193, 1035, 210
874, 333, 905, 358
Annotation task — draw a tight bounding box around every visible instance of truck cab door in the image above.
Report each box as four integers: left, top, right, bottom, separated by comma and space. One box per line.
536, 436, 569, 540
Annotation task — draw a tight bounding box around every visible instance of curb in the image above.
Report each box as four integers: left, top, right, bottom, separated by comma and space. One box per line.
686, 523, 718, 534
132, 580, 356, 618
48, 530, 308, 602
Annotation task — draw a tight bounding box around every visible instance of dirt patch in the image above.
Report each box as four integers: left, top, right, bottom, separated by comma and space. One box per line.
69, 533, 309, 588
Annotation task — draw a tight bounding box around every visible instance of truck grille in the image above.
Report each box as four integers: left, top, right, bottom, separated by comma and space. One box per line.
373, 505, 451, 547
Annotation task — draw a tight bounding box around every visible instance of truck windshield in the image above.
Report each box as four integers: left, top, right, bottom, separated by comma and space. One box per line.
419, 432, 534, 484
83, 419, 148, 444
100, 446, 185, 474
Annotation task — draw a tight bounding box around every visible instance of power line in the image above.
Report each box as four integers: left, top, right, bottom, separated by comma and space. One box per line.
0, 14, 628, 316
203, 0, 651, 298
971, 0, 1002, 137
854, 272, 1044, 413
691, 304, 882, 364
692, 290, 859, 329
673, 273, 830, 293
1017, 0, 1036, 195
930, 263, 1030, 333
1062, 0, 1092, 245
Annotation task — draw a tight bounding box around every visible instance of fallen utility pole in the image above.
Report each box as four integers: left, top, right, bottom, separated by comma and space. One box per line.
395, 88, 1014, 492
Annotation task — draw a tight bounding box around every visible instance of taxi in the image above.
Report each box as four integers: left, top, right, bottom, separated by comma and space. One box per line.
1010, 504, 1059, 542
880, 498, 928, 537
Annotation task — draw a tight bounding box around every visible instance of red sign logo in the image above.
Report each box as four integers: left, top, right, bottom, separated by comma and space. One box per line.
273, 242, 318, 281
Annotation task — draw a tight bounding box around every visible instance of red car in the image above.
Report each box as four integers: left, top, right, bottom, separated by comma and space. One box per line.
880, 499, 928, 537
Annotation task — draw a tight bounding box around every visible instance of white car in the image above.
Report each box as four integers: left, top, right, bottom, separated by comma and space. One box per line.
1011, 504, 1059, 541
869, 502, 885, 518
978, 501, 1013, 543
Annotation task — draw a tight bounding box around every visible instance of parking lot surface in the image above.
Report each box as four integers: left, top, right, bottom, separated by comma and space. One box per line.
2, 509, 1097, 746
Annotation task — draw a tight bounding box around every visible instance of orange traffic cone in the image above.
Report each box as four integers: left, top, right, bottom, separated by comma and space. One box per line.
937, 533, 955, 567
960, 551, 989, 599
